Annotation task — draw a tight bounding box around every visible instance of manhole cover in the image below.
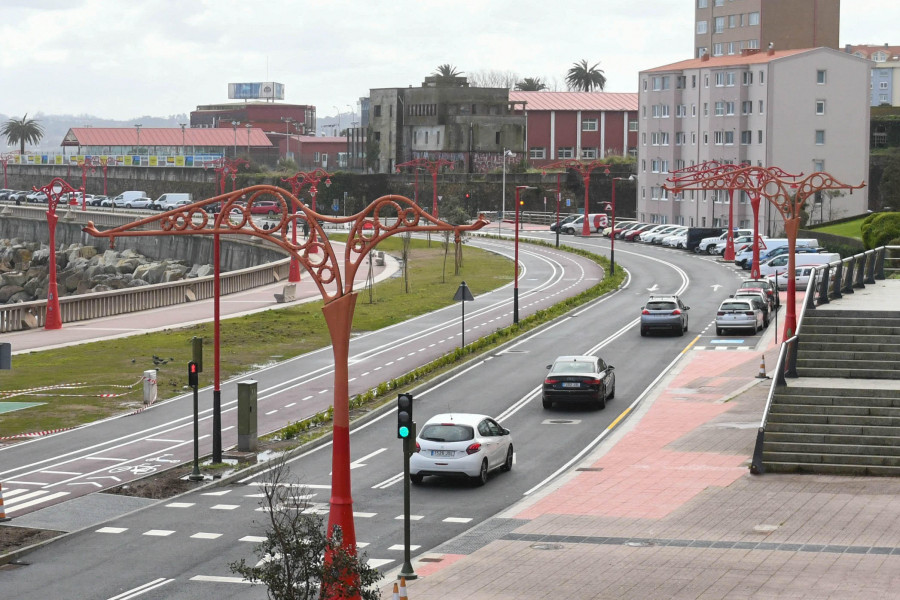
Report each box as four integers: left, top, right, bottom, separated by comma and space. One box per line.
530, 543, 564, 551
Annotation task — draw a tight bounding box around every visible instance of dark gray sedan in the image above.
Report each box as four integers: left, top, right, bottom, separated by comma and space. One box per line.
542, 355, 615, 410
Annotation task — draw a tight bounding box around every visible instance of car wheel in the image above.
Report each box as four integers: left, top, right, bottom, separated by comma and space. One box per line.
501, 446, 513, 472
542, 397, 552, 409
683, 319, 688, 333
716, 327, 724, 336
677, 324, 684, 336
125, 204, 132, 209
268, 210, 276, 217
410, 474, 424, 485
608, 382, 615, 400
640, 327, 647, 337
473, 460, 488, 486
596, 387, 606, 410
707, 246, 717, 255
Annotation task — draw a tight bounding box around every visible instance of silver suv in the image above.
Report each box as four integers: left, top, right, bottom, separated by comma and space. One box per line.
640, 295, 689, 337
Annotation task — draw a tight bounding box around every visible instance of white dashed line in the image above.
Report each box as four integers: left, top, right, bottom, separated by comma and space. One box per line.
96, 527, 127, 534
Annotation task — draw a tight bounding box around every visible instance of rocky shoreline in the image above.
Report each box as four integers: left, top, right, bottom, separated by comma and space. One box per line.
0, 238, 213, 304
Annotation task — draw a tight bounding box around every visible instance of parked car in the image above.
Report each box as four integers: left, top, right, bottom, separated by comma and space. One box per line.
8, 190, 30, 203
559, 213, 609, 234
774, 265, 833, 291
623, 223, 656, 241
661, 228, 689, 248
713, 235, 754, 256
686, 227, 726, 253
90, 195, 109, 206
612, 222, 645, 239
124, 197, 153, 209
635, 224, 674, 243
739, 278, 780, 308
742, 245, 823, 271
26, 190, 49, 203
0, 189, 13, 201
550, 214, 579, 232
696, 229, 753, 255
248, 200, 283, 216
409, 413, 513, 486
715, 298, 765, 335
111, 190, 148, 208
152, 193, 193, 211
732, 290, 770, 326
542, 355, 615, 410
735, 238, 819, 268
640, 294, 690, 336
602, 219, 636, 237
757, 252, 841, 278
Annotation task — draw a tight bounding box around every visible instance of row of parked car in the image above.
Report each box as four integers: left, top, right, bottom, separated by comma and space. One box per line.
0, 188, 196, 211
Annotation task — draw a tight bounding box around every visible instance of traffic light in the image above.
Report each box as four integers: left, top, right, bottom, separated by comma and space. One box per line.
397, 393, 413, 439
465, 192, 470, 200
188, 361, 199, 388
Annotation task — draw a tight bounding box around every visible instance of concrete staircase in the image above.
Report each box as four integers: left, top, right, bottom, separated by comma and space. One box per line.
762, 308, 900, 475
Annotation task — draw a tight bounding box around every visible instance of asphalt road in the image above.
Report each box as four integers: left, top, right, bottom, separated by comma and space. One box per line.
0, 233, 767, 599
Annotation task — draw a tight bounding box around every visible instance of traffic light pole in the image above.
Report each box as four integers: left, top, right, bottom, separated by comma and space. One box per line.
188, 361, 203, 482
400, 423, 417, 581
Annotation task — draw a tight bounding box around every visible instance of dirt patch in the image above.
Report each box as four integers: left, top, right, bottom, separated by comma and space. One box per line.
0, 526, 65, 560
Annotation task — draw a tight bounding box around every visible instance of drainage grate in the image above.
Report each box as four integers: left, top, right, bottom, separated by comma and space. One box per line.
530, 543, 565, 551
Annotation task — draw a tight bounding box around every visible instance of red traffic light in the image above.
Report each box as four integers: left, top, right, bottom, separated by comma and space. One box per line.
188, 361, 199, 387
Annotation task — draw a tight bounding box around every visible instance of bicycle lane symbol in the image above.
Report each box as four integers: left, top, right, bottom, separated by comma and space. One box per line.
108, 463, 159, 476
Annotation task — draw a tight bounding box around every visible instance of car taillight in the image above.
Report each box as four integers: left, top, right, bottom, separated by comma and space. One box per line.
586, 379, 602, 385
671, 309, 682, 315
466, 443, 481, 455
415, 442, 420, 453
544, 378, 559, 384
745, 311, 756, 316
717, 311, 725, 316
641, 309, 650, 315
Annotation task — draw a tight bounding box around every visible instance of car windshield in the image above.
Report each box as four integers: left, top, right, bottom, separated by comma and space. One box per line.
646, 301, 676, 310
551, 360, 596, 374
721, 301, 751, 311
420, 424, 475, 442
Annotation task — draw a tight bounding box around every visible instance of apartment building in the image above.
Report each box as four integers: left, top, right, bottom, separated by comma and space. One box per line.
844, 44, 900, 107
695, 0, 839, 59
637, 47, 870, 232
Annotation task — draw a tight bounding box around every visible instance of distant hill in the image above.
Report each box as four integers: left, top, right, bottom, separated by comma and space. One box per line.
0, 112, 190, 153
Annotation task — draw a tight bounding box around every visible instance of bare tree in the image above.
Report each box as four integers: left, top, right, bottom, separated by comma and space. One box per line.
468, 69, 520, 89
401, 232, 412, 293
229, 457, 381, 599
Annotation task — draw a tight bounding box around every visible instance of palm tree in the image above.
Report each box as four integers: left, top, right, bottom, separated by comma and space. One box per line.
515, 77, 548, 91
565, 60, 606, 92
432, 64, 463, 78
2, 114, 44, 154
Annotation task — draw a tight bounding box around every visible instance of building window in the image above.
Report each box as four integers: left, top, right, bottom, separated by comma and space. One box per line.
815, 130, 825, 145
759, 70, 765, 84
641, 159, 646, 172
758, 130, 763, 144
873, 51, 888, 62
652, 104, 669, 118
582, 148, 598, 159
715, 72, 725, 86
698, 0, 707, 7
691, 104, 697, 117
747, 39, 759, 49
713, 43, 724, 56
728, 14, 737, 28
558, 147, 575, 159
703, 132, 709, 144
676, 104, 687, 118
726, 101, 735, 115
582, 118, 598, 131
814, 160, 825, 172
758, 100, 764, 114
373, 105, 382, 117
880, 81, 889, 89
642, 132, 647, 145
373, 131, 381, 142
676, 132, 687, 145
704, 74, 709, 87
741, 130, 752, 145
529, 147, 546, 159
628, 120, 638, 131
437, 131, 440, 145
642, 106, 647, 119
714, 16, 725, 33
728, 42, 737, 55
697, 47, 708, 58
724, 131, 734, 145
817, 69, 827, 84
742, 100, 752, 115
714, 0, 723, 6
816, 100, 825, 115
714, 131, 724, 145
676, 76, 687, 89
697, 20, 708, 35
314, 152, 320, 162
715, 101, 725, 116
748, 11, 760, 25
692, 132, 697, 145
651, 159, 660, 173
880, 94, 889, 103
742, 71, 753, 85
726, 72, 735, 86
495, 131, 500, 144
692, 75, 697, 88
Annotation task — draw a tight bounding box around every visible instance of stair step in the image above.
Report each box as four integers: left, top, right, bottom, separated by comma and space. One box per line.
762, 450, 900, 467
796, 367, 900, 379
776, 386, 900, 400
770, 403, 900, 417
804, 316, 900, 327
772, 393, 900, 407
766, 422, 900, 436
800, 334, 899, 344
802, 325, 900, 336
765, 431, 900, 447
766, 413, 900, 426
762, 462, 900, 476
799, 343, 900, 354
764, 441, 900, 456
810, 309, 900, 319
799, 351, 900, 362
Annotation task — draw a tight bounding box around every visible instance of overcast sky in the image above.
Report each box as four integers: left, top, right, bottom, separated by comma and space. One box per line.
1, 0, 897, 122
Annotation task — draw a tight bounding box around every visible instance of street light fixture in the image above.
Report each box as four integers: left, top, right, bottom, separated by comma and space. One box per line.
281, 117, 295, 160
33, 177, 81, 329
133, 124, 142, 162
245, 123, 252, 155
231, 121, 240, 157
178, 123, 187, 156
501, 149, 515, 233
610, 174, 636, 275
514, 185, 535, 324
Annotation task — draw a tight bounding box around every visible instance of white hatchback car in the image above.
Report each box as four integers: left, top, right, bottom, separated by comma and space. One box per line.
410, 413, 513, 486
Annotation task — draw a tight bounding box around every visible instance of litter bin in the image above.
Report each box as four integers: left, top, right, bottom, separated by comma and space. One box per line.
237, 380, 258, 452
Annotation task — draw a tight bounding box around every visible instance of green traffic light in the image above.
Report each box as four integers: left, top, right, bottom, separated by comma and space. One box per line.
399, 426, 410, 438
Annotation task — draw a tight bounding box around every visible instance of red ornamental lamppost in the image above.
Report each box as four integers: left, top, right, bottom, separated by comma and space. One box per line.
396, 158, 454, 217
33, 177, 81, 330
1, 154, 13, 189
542, 159, 612, 237
83, 187, 489, 597
77, 158, 98, 211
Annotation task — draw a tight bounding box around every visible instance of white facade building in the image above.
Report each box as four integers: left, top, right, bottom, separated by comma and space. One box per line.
637, 47, 870, 233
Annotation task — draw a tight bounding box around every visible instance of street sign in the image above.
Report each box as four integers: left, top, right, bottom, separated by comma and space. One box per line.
453, 281, 475, 302
332, 200, 340, 212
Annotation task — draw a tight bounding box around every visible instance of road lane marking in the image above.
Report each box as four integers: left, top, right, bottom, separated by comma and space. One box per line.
189, 575, 254, 584
191, 532, 223, 539
443, 517, 473, 523
350, 447, 386, 469
143, 530, 175, 536
389, 544, 421, 551
108, 577, 174, 599
240, 536, 267, 543
96, 527, 127, 534
211, 504, 240, 510
165, 502, 194, 508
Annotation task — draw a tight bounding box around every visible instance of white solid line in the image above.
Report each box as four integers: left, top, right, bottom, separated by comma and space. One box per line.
353, 512, 377, 518
189, 575, 254, 584
144, 439, 183, 443
201, 489, 231, 496
367, 559, 395, 568
108, 577, 174, 600
6, 491, 70, 513
38, 470, 81, 475
165, 502, 194, 508
265, 410, 278, 415
84, 456, 125, 461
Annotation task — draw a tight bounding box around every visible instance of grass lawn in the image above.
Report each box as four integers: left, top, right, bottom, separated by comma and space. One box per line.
0, 236, 512, 436
812, 217, 866, 240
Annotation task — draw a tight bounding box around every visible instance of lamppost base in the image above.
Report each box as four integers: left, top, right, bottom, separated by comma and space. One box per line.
399, 566, 418, 580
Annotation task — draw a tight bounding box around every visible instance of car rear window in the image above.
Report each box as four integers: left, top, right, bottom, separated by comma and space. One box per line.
420, 424, 474, 442
551, 360, 595, 374
646, 301, 676, 310
721, 301, 751, 311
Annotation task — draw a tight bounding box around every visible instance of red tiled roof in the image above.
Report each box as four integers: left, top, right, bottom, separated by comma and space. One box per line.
643, 48, 812, 72
63, 127, 273, 147
509, 91, 638, 112
845, 44, 900, 62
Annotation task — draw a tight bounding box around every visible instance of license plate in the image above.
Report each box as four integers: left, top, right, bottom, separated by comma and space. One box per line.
431, 450, 454, 457
562, 382, 581, 388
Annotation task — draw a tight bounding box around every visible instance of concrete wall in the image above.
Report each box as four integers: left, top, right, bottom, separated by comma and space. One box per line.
0, 215, 288, 271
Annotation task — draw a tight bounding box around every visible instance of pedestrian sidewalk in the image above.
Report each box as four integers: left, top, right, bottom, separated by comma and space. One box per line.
389, 279, 900, 600
4, 249, 400, 354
